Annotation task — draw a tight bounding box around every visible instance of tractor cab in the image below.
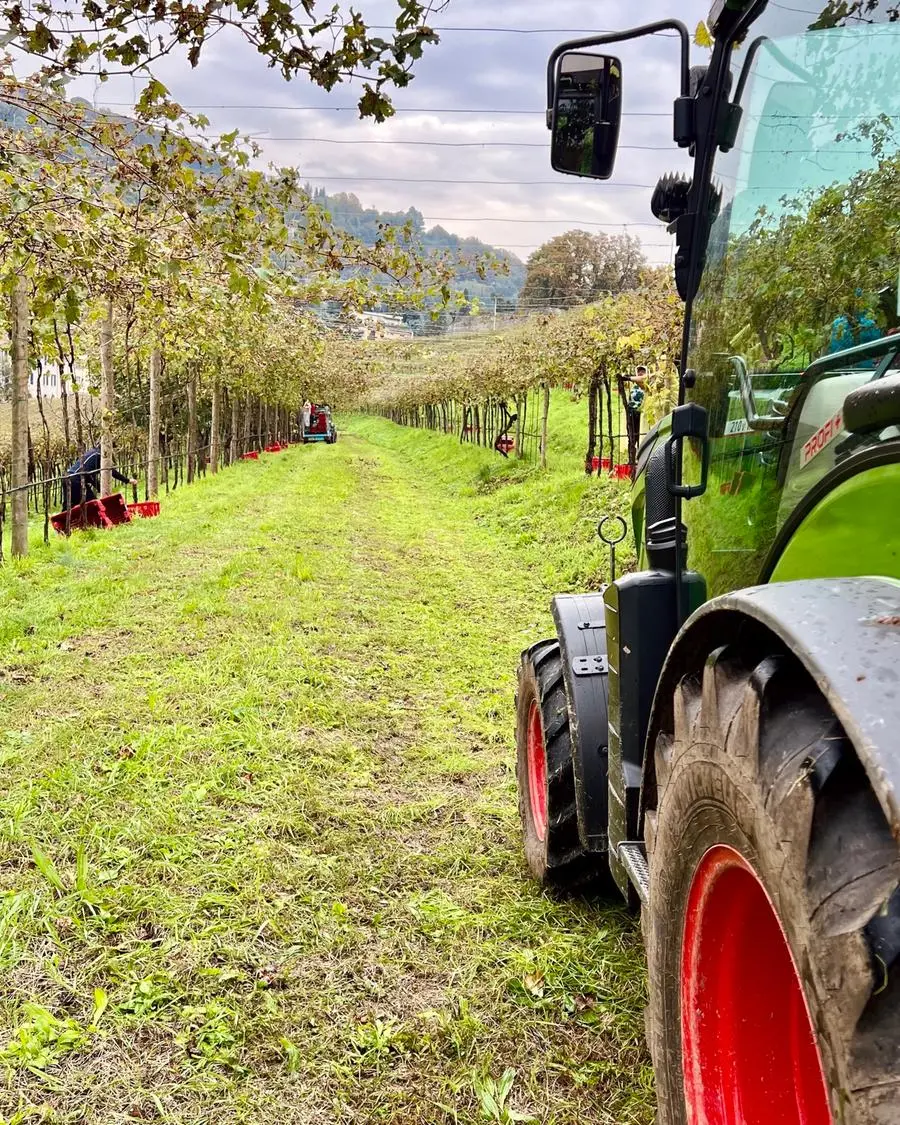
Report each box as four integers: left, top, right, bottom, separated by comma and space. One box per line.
514, 6, 900, 1124
302, 404, 337, 444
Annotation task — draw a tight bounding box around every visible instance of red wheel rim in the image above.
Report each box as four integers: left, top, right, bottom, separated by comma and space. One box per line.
525, 700, 548, 841
681, 845, 832, 1125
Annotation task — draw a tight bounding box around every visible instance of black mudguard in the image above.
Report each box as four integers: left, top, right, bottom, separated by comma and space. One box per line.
641, 576, 900, 838
552, 593, 611, 853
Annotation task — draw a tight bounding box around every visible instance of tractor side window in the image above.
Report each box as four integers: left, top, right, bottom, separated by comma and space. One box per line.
682, 12, 900, 597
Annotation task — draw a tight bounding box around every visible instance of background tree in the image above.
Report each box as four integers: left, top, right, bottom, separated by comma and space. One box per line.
521, 231, 647, 305
2, 0, 444, 122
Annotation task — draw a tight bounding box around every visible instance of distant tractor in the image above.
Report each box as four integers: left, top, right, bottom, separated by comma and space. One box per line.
302, 404, 337, 444
516, 4, 900, 1123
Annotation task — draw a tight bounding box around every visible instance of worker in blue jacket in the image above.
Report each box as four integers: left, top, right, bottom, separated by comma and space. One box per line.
62, 447, 136, 511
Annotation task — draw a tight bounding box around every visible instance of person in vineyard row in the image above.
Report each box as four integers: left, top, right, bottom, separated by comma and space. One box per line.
623, 365, 648, 471
62, 447, 137, 512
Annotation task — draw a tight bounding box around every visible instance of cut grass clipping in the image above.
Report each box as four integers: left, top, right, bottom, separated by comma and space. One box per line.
0, 415, 651, 1124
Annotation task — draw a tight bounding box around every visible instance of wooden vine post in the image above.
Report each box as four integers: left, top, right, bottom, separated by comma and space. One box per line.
586, 372, 599, 474
539, 382, 550, 471
186, 375, 198, 484
10, 277, 30, 557
99, 299, 115, 497
230, 394, 239, 462
210, 378, 221, 474
148, 347, 162, 498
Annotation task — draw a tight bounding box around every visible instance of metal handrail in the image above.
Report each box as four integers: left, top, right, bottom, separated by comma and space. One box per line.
730, 355, 789, 431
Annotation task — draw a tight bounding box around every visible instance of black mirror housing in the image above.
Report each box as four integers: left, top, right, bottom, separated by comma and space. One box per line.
550, 51, 622, 180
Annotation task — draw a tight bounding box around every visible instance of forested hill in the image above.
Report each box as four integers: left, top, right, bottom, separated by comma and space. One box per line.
308, 188, 526, 303
0, 95, 525, 303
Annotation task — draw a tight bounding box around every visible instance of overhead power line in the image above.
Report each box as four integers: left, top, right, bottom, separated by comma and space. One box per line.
304, 175, 656, 186
105, 102, 670, 117
326, 213, 664, 228
465, 242, 673, 249
263, 137, 672, 150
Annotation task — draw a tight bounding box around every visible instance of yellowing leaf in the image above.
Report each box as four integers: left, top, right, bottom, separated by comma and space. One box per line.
694, 20, 713, 48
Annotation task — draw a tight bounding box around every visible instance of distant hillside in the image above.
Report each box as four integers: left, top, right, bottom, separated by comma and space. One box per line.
308, 188, 525, 303
0, 97, 525, 303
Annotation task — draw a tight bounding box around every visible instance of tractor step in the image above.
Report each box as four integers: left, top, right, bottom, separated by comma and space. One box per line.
618, 840, 650, 905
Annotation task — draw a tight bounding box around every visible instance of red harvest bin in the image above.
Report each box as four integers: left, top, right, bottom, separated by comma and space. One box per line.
590, 456, 613, 474
128, 501, 160, 519
241, 451, 260, 460
264, 443, 285, 453
50, 492, 131, 534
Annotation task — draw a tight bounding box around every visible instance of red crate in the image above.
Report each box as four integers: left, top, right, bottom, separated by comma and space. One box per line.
50, 492, 131, 534
241, 451, 259, 460
264, 443, 285, 453
128, 501, 160, 519
612, 463, 633, 481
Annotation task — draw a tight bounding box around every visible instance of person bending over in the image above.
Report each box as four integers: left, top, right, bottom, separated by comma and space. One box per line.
63, 447, 136, 511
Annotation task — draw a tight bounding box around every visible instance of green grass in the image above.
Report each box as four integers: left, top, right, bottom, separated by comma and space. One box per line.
348, 400, 637, 592
0, 423, 651, 1124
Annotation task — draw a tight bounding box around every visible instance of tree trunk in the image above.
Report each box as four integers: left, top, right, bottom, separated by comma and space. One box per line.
35, 360, 53, 542
230, 393, 239, 463
586, 374, 598, 474
539, 382, 550, 471
148, 347, 162, 498
10, 278, 29, 557
73, 385, 84, 454
605, 372, 615, 468
99, 299, 114, 496
210, 379, 221, 474
64, 322, 85, 454
59, 365, 71, 449
243, 396, 252, 452
52, 320, 72, 451
187, 375, 198, 484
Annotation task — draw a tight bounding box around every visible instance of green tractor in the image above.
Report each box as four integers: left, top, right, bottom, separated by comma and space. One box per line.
516, 3, 900, 1122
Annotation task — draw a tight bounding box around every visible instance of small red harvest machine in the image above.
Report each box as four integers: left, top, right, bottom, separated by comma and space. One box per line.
302, 405, 337, 444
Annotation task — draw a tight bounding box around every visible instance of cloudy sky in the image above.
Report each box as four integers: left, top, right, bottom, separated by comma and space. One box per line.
63, 0, 713, 266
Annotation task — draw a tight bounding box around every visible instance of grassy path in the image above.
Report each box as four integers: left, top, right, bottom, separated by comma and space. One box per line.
0, 430, 651, 1124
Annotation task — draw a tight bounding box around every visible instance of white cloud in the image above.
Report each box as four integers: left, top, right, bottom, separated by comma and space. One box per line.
60, 0, 712, 265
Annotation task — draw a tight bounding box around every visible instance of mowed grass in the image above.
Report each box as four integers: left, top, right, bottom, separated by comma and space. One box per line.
0, 422, 651, 1124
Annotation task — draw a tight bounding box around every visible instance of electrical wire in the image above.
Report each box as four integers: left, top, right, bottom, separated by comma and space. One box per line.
303, 175, 657, 186
324, 213, 663, 227
104, 102, 672, 116
262, 138, 674, 150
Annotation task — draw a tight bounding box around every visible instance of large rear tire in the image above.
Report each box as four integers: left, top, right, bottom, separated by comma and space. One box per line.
515, 639, 601, 891
645, 644, 900, 1124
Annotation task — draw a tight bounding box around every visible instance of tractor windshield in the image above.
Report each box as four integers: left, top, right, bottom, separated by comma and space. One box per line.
684, 0, 900, 596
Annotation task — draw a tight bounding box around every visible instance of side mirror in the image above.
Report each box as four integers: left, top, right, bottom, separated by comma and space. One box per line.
551, 51, 622, 180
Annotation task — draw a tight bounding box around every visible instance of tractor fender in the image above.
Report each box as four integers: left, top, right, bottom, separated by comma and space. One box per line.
552, 593, 611, 853
640, 576, 900, 837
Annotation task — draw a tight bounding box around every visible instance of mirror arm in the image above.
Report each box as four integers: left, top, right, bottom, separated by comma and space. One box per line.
546, 19, 691, 128
731, 355, 786, 431
733, 36, 816, 109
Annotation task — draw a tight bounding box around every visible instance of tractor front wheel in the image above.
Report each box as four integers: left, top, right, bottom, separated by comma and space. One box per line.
515, 640, 600, 891
645, 645, 900, 1124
